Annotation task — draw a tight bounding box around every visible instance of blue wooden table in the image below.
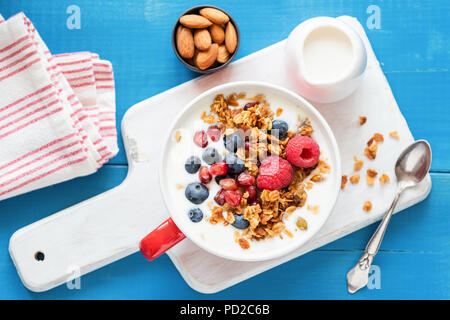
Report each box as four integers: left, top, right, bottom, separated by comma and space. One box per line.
0, 0, 448, 299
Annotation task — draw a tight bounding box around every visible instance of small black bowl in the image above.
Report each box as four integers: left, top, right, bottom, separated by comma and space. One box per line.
172, 5, 240, 74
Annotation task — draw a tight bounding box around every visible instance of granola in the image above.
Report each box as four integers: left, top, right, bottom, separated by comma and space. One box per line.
379, 174, 390, 184
364, 133, 384, 160
389, 131, 399, 139
194, 92, 330, 249
296, 217, 308, 230
366, 169, 378, 185
175, 130, 182, 142
359, 116, 367, 126
349, 174, 360, 184
341, 175, 348, 189
363, 201, 372, 212
353, 156, 364, 171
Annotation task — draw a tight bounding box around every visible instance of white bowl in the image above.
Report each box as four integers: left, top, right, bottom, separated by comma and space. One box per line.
159, 81, 341, 261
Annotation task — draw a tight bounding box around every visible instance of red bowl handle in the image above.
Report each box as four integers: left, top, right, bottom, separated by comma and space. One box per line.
139, 218, 186, 261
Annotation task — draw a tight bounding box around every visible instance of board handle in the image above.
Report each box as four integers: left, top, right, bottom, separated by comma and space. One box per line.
8, 173, 157, 292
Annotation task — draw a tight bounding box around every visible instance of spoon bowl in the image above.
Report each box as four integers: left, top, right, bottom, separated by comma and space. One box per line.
395, 140, 432, 190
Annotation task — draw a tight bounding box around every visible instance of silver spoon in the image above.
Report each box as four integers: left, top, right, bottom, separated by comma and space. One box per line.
346, 140, 432, 294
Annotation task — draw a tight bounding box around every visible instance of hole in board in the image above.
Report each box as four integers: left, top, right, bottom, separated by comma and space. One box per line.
34, 251, 45, 261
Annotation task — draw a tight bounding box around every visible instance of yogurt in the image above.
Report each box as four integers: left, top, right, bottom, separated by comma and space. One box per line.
162, 89, 338, 261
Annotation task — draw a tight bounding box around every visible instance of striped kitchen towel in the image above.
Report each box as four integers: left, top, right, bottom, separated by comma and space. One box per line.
0, 12, 118, 201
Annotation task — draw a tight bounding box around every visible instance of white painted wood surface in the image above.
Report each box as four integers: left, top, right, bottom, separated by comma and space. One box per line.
9, 17, 431, 293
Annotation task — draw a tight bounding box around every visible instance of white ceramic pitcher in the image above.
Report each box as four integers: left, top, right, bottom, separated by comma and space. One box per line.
285, 17, 367, 104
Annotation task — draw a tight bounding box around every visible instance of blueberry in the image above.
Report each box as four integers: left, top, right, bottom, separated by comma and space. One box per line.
185, 156, 201, 174
225, 153, 245, 174
185, 182, 209, 204
202, 147, 221, 165
223, 131, 244, 152
188, 208, 203, 223
231, 214, 250, 229
271, 120, 289, 140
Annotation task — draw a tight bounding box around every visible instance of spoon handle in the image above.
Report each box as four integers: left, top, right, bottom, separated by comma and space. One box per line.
347, 192, 401, 293
365, 192, 401, 257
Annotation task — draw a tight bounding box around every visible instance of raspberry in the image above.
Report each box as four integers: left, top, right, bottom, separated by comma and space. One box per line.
224, 190, 242, 207
237, 172, 255, 186
207, 125, 221, 142
256, 156, 293, 190
198, 166, 212, 184
286, 136, 320, 168
219, 178, 238, 191
194, 130, 208, 148
210, 161, 228, 176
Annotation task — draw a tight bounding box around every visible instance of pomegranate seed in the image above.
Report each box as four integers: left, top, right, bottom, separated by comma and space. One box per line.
245, 185, 257, 201
219, 178, 238, 191
198, 166, 212, 184
210, 160, 228, 176
244, 102, 257, 110
249, 200, 260, 207
237, 172, 255, 186
193, 130, 208, 148
224, 190, 242, 207
207, 125, 222, 142
214, 189, 226, 206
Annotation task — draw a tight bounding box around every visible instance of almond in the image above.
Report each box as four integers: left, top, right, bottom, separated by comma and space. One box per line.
176, 26, 194, 59
194, 29, 212, 51
195, 43, 218, 70
225, 22, 237, 54
217, 44, 230, 63
199, 8, 229, 25
209, 24, 225, 44
179, 14, 212, 28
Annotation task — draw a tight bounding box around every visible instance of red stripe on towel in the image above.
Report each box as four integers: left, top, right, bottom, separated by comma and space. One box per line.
94, 70, 113, 75
57, 58, 91, 66
0, 141, 80, 179
60, 66, 93, 74
0, 35, 29, 54
96, 85, 115, 89
96, 146, 108, 153
0, 99, 59, 132
93, 62, 110, 68
0, 50, 37, 73
71, 81, 96, 88
0, 42, 34, 64
0, 148, 85, 188
99, 126, 116, 131
0, 133, 76, 172
0, 57, 41, 82
0, 107, 63, 139
0, 84, 53, 113
0, 90, 57, 122
66, 74, 93, 82
0, 155, 88, 197
102, 133, 118, 138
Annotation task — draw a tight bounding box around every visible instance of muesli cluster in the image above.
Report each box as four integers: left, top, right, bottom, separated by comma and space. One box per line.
182, 93, 330, 249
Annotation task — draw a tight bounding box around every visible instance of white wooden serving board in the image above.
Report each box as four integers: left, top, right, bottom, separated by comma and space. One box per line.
9, 16, 431, 293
